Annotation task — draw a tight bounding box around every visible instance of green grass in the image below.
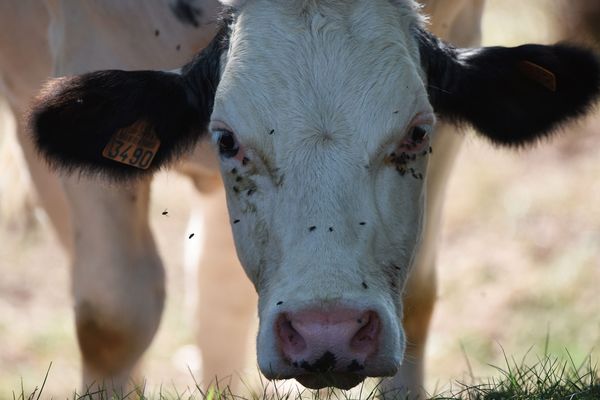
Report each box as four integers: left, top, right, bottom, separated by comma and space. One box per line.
12, 354, 599, 400
432, 352, 600, 400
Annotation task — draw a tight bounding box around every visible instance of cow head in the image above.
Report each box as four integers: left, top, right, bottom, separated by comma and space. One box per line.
30, 0, 600, 390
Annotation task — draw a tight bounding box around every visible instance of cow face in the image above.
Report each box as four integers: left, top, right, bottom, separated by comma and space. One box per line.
30, 0, 600, 391
210, 0, 429, 388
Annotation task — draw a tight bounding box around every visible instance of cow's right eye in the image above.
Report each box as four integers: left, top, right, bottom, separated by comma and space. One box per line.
216, 130, 239, 158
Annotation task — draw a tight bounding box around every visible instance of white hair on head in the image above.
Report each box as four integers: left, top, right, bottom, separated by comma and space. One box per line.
219, 0, 248, 8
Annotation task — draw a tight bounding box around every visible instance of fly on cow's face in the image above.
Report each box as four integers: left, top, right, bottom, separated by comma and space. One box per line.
161, 209, 168, 216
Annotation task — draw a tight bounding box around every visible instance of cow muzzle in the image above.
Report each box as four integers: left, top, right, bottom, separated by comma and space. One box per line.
259, 305, 402, 389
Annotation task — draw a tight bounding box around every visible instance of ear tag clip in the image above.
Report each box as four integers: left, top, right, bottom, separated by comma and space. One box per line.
518, 60, 557, 92
102, 120, 161, 170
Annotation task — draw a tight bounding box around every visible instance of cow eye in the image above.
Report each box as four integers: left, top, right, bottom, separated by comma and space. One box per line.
410, 126, 429, 144
216, 130, 239, 158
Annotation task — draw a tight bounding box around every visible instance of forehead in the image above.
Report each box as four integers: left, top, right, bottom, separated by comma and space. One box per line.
213, 0, 428, 150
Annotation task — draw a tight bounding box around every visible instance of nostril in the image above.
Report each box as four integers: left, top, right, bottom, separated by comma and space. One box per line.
277, 314, 307, 356
350, 311, 380, 354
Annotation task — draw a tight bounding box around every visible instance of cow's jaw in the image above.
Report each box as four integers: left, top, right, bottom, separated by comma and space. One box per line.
209, 0, 431, 389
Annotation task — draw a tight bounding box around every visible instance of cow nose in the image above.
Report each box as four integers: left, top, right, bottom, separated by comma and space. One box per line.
276, 308, 380, 371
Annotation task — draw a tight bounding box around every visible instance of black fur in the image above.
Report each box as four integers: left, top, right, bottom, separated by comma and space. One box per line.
416, 28, 600, 147
31, 70, 203, 179
29, 16, 232, 179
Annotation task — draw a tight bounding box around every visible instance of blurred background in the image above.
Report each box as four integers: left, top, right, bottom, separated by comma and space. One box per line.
0, 0, 599, 398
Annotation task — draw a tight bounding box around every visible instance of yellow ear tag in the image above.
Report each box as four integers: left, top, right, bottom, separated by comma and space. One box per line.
102, 120, 161, 170
518, 60, 557, 92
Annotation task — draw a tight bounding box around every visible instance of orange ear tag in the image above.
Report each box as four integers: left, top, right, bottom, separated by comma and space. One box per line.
102, 120, 161, 170
518, 60, 557, 92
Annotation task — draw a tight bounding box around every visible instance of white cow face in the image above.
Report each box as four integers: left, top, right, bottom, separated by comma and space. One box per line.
210, 0, 431, 388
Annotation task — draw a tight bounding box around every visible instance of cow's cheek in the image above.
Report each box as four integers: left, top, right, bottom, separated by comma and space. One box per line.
228, 210, 276, 292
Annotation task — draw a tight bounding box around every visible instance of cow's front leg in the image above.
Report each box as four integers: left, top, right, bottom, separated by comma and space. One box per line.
381, 259, 437, 399
63, 177, 164, 396
193, 181, 258, 389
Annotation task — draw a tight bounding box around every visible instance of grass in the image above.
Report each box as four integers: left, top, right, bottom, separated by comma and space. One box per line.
433, 352, 600, 400
11, 354, 600, 400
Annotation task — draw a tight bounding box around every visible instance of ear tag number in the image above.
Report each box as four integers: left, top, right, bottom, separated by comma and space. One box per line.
102, 120, 161, 170
518, 60, 557, 92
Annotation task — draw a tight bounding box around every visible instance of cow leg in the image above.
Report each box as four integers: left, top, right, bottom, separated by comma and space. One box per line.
193, 179, 258, 388
63, 177, 164, 396
380, 126, 464, 399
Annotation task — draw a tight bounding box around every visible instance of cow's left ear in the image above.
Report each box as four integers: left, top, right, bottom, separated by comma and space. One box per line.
417, 29, 600, 147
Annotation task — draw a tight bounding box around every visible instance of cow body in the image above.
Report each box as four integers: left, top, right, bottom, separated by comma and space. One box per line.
1, 0, 254, 392
3, 0, 599, 399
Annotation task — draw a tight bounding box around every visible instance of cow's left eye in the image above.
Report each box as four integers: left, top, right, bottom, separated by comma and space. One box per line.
410, 126, 428, 144
216, 130, 239, 158
398, 125, 431, 153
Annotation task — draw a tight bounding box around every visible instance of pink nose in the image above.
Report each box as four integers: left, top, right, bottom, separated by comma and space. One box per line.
276, 308, 380, 373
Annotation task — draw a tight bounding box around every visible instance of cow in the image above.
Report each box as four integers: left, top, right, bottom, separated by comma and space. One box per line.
4, 0, 600, 398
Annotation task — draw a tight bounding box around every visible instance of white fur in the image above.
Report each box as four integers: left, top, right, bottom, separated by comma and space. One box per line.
212, 0, 432, 385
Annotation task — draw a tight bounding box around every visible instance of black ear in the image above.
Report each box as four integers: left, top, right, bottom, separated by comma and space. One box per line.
417, 29, 600, 147
29, 19, 231, 179
31, 70, 205, 178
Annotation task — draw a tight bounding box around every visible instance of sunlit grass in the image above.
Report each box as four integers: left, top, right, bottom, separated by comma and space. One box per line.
12, 354, 600, 400
434, 352, 599, 400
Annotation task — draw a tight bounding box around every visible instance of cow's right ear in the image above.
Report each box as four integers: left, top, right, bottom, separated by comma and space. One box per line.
30, 70, 208, 179
29, 20, 230, 180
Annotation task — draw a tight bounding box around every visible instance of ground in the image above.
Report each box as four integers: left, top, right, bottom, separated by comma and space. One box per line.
0, 0, 599, 398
